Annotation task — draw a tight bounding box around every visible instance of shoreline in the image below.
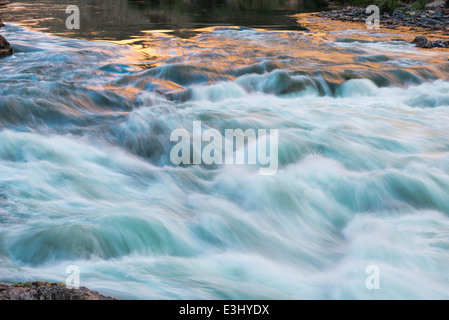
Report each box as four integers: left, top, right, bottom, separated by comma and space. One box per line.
0, 282, 117, 300
313, 3, 449, 48
316, 5, 449, 31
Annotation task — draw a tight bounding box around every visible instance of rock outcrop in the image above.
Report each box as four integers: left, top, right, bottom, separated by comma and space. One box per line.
0, 3, 12, 55
0, 282, 117, 300
0, 34, 12, 55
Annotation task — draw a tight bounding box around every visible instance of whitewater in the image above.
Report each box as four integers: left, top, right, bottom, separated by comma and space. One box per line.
1, 15, 449, 299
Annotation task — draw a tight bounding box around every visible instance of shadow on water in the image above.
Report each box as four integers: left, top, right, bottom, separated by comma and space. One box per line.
0, 0, 328, 40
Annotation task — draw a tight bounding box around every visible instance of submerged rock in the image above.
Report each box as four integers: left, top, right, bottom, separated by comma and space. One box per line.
0, 34, 12, 55
0, 282, 117, 300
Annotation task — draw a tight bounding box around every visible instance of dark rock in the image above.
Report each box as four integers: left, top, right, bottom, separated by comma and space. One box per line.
433, 40, 449, 47
0, 34, 12, 55
0, 282, 117, 300
412, 36, 430, 47
412, 36, 429, 44
411, 36, 449, 48
412, 36, 433, 48
435, 10, 444, 17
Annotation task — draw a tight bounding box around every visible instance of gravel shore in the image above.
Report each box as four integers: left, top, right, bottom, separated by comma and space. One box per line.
0, 282, 117, 300
314, 2, 449, 48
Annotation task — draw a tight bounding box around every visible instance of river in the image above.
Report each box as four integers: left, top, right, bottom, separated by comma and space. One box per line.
1, 0, 449, 299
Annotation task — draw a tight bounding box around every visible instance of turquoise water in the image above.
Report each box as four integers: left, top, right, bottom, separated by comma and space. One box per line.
1, 13, 449, 299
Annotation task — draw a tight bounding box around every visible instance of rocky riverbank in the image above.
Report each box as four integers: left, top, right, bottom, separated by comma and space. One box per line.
316, 1, 449, 27
314, 1, 449, 48
0, 282, 117, 300
316, 3, 449, 30
317, 6, 449, 34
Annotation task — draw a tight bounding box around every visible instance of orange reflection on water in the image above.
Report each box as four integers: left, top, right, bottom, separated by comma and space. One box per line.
103, 15, 449, 97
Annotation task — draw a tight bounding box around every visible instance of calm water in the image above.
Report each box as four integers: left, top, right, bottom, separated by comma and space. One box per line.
1, 1, 449, 299
1, 0, 324, 39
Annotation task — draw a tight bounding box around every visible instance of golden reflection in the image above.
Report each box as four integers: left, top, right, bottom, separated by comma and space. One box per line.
74, 12, 449, 99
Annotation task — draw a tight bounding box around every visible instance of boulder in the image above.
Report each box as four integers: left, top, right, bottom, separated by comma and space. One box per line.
0, 34, 12, 55
426, 0, 446, 8
411, 35, 449, 48
412, 35, 429, 43
411, 36, 433, 48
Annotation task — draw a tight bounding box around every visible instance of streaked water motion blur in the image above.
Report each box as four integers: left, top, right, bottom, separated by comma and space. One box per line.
1, 0, 449, 299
